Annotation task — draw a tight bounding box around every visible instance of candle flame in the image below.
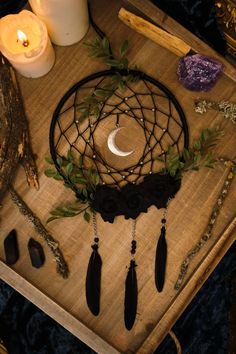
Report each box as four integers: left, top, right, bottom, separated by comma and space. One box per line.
17, 30, 29, 47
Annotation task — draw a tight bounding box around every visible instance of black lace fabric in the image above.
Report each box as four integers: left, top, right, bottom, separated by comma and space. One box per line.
0, 242, 235, 353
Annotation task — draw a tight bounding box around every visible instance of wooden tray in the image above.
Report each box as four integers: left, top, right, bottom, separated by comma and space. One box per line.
0, 0, 236, 353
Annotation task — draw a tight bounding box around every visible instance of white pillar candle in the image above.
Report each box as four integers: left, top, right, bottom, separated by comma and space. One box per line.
29, 0, 89, 46
0, 10, 55, 78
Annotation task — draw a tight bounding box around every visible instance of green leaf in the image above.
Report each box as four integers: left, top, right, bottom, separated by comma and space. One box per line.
94, 88, 112, 98
66, 162, 73, 175
50, 209, 66, 217
121, 57, 129, 69
73, 176, 87, 184
182, 148, 190, 161
45, 156, 54, 165
44, 169, 57, 177
53, 174, 64, 181
102, 37, 110, 51
46, 216, 61, 223
119, 80, 125, 91
105, 59, 122, 67
64, 182, 72, 189
82, 189, 88, 198
56, 156, 63, 166
120, 39, 129, 56
156, 156, 165, 162
78, 156, 83, 167
67, 150, 74, 161
192, 154, 199, 163
194, 140, 201, 150
84, 211, 91, 223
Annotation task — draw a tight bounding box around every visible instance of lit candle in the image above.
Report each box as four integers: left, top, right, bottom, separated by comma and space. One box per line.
29, 0, 89, 46
0, 10, 55, 78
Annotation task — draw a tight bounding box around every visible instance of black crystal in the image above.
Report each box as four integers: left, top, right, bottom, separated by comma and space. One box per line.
28, 238, 45, 268
4, 229, 19, 265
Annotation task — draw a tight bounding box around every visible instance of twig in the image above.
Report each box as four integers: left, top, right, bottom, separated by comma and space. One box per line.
9, 186, 69, 279
174, 158, 236, 290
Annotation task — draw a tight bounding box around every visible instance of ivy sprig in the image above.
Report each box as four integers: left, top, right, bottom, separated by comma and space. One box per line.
45, 151, 99, 223
76, 37, 139, 123
158, 126, 224, 178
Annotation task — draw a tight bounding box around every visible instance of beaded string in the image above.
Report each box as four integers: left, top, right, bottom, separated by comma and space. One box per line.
131, 219, 137, 259
175, 159, 236, 290
92, 212, 99, 251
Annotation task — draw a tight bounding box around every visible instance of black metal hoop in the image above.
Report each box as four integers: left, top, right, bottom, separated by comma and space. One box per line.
49, 69, 189, 190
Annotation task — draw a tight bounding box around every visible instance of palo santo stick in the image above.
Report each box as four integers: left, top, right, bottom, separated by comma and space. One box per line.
119, 7, 191, 57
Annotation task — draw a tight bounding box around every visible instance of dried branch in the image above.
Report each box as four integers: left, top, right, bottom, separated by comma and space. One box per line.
0, 54, 39, 200
9, 186, 69, 279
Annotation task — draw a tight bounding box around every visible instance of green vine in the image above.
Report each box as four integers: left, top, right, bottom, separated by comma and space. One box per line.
76, 37, 139, 123
157, 126, 224, 178
45, 38, 224, 224
45, 151, 99, 223
45, 127, 223, 223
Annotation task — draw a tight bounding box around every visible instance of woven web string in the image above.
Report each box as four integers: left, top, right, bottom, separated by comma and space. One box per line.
50, 70, 188, 189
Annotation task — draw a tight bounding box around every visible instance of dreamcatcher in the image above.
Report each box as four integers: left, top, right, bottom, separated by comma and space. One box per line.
48, 2, 191, 330
49, 64, 189, 329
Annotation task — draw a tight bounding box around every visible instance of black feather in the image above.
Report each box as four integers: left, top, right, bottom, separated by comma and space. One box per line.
124, 260, 138, 330
86, 246, 102, 316
155, 226, 167, 292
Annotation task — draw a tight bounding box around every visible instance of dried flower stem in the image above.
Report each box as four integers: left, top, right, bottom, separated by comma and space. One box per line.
174, 158, 236, 290
195, 99, 236, 125
9, 186, 69, 279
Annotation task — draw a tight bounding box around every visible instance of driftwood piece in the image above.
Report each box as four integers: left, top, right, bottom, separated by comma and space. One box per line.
0, 53, 39, 199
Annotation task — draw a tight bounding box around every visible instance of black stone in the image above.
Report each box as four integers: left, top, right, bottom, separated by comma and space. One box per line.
4, 229, 19, 265
94, 237, 99, 243
28, 238, 45, 269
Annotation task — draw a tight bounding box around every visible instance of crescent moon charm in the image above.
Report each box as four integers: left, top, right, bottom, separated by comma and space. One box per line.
107, 128, 133, 157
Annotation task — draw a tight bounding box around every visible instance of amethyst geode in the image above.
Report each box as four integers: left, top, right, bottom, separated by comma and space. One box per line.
177, 54, 224, 92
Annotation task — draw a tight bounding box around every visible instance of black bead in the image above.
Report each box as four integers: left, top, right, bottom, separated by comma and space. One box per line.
131, 249, 136, 254
131, 240, 137, 245
92, 244, 98, 250
94, 237, 99, 243
161, 218, 166, 224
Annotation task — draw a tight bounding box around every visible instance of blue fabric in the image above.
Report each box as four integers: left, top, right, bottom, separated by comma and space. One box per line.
0, 0, 28, 18
0, 241, 235, 353
155, 241, 236, 354
152, 0, 226, 54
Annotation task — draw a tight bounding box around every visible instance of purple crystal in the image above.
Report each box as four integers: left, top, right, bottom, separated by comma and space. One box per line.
177, 54, 224, 92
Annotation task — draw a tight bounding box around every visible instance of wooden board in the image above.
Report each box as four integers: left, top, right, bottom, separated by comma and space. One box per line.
0, 0, 236, 353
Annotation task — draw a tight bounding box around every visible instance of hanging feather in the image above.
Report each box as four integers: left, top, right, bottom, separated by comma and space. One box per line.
124, 259, 138, 331
155, 226, 167, 292
86, 244, 102, 316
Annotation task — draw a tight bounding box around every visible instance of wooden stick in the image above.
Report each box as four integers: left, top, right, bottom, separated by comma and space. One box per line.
119, 8, 191, 57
